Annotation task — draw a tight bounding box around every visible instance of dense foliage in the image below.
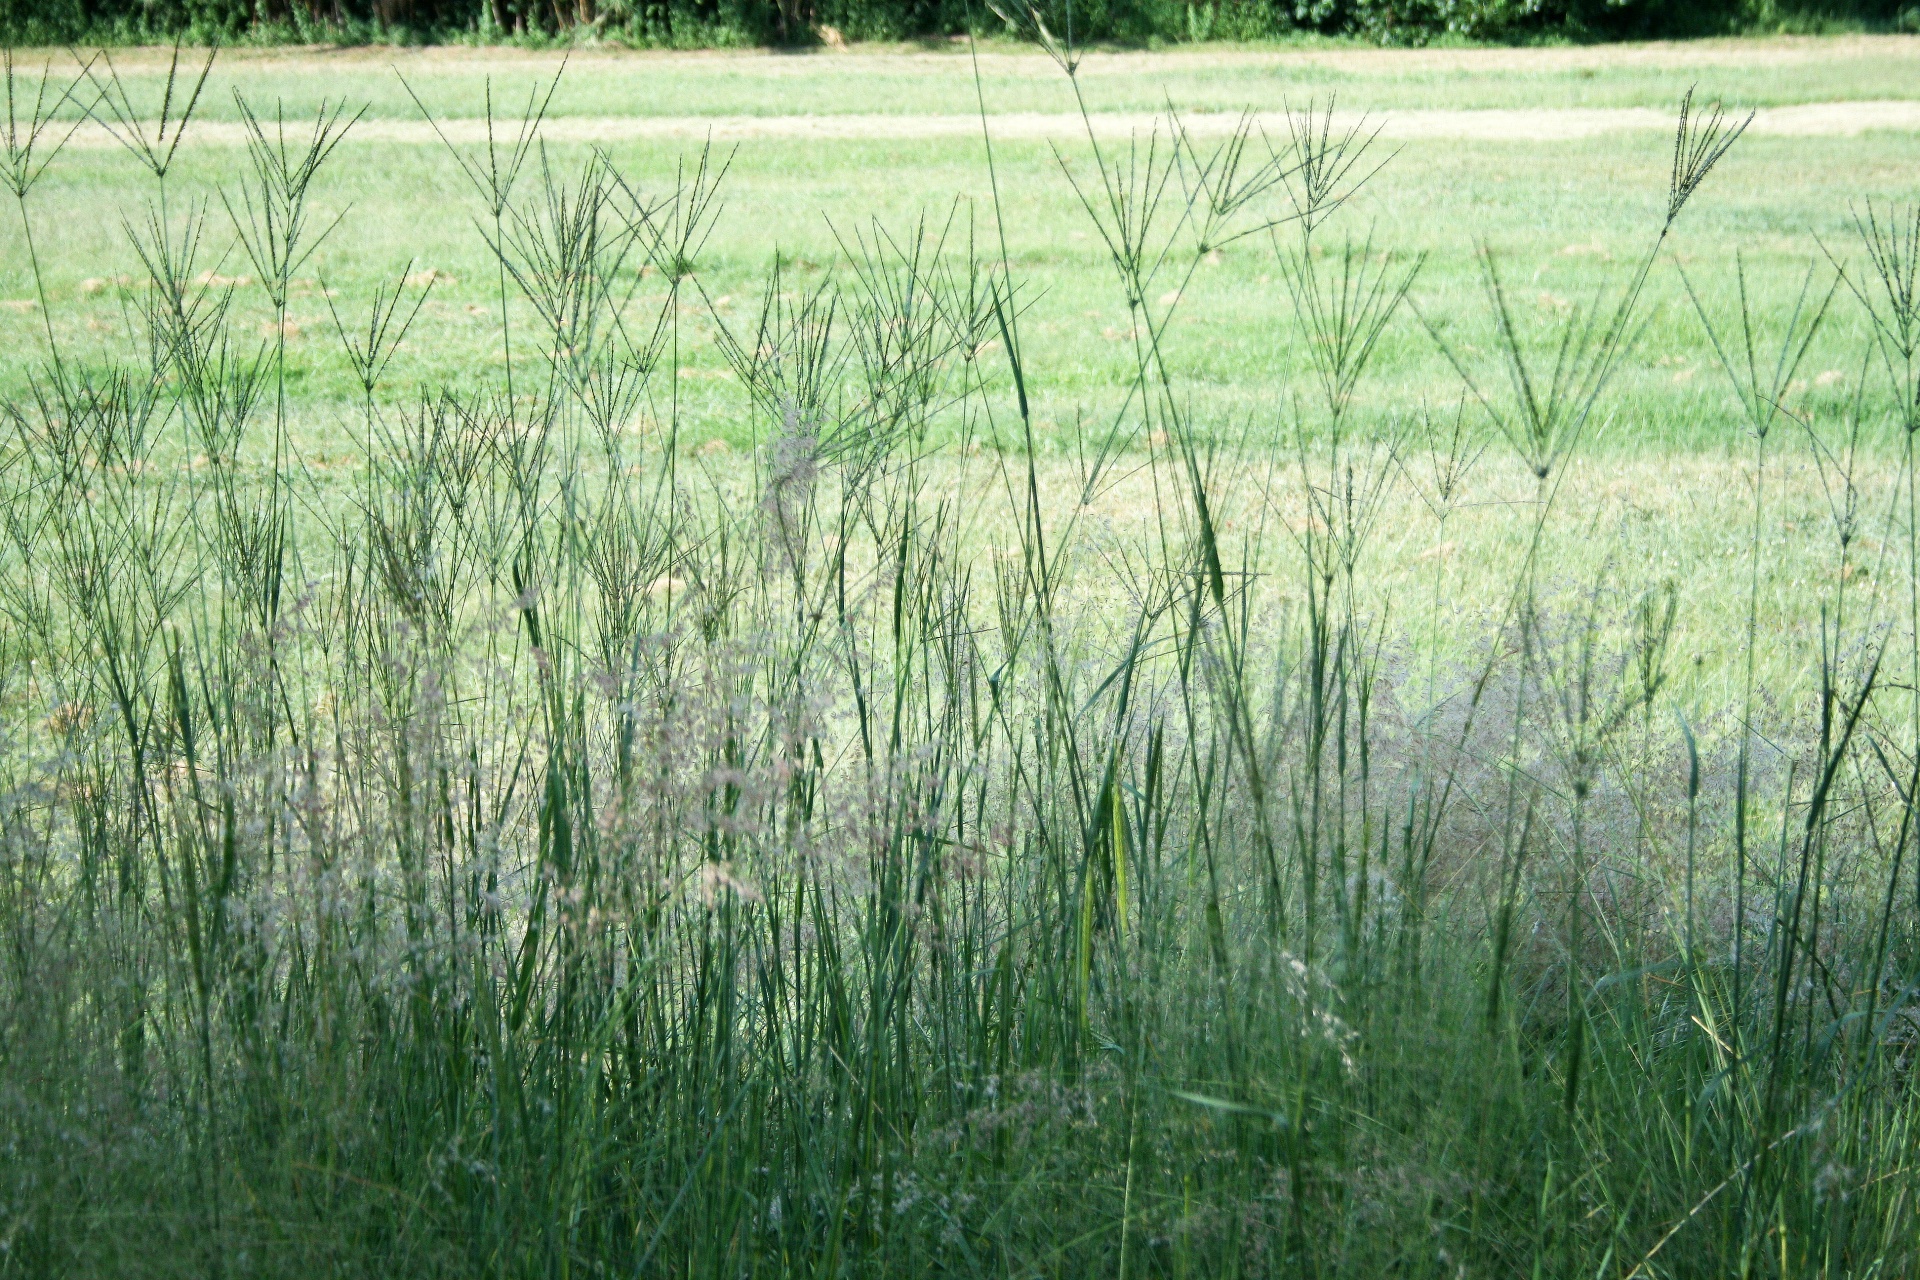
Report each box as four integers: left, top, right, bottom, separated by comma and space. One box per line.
1, 0, 1915, 47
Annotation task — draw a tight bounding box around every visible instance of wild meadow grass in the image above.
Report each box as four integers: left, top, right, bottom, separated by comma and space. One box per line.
0, 36, 1918, 1278
3, 42, 1918, 448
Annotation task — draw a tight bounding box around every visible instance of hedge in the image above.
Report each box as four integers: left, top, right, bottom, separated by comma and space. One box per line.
0, 0, 1916, 56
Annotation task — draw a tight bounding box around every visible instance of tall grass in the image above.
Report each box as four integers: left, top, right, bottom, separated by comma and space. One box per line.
0, 42, 1916, 1279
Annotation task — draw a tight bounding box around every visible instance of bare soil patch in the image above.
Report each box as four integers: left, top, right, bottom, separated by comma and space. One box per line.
59, 98, 1920, 148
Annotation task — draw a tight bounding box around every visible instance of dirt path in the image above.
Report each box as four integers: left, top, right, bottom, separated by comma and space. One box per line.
61, 99, 1920, 149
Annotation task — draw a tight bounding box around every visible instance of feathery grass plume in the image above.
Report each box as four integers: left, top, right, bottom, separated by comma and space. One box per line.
610, 139, 730, 476
1682, 254, 1836, 1104
1666, 87, 1753, 232
1396, 395, 1485, 697
400, 60, 565, 222
1397, 394, 1486, 526
324, 258, 436, 404
1278, 227, 1422, 433
403, 59, 566, 410
1413, 93, 1749, 1182
1169, 108, 1292, 253
0, 50, 94, 201
83, 39, 215, 184
1680, 254, 1836, 445
1427, 90, 1747, 486
1532, 573, 1678, 1113
1835, 200, 1920, 434
1054, 119, 1182, 316
121, 196, 232, 378
486, 147, 642, 384
986, 0, 1080, 76
222, 96, 362, 311
1277, 96, 1393, 244
622, 140, 732, 287
3, 51, 97, 365
1422, 244, 1648, 483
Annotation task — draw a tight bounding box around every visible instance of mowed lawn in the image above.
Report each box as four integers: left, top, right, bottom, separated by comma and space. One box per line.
1, 38, 1915, 706
3, 38, 1917, 440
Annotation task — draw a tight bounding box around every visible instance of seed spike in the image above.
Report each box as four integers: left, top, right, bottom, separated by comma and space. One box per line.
1667, 86, 1751, 230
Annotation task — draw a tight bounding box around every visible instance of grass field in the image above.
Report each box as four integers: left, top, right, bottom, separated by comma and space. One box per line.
4, 37, 1919, 443
2, 39, 1914, 685
2, 36, 1919, 1279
